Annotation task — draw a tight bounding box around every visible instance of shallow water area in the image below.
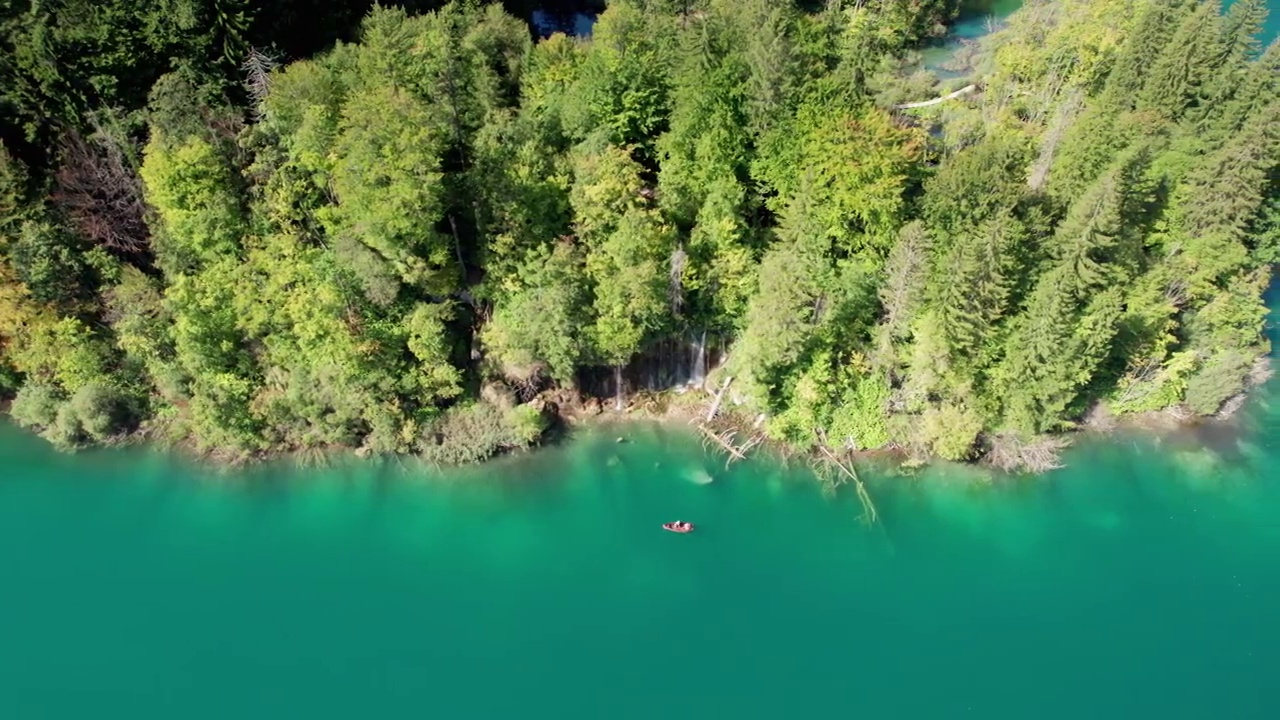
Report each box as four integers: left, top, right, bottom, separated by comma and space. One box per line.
3, 401, 1280, 718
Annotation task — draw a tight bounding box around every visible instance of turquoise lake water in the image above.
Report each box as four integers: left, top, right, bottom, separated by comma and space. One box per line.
4, 3, 1280, 718
4, 387, 1280, 718
4, 403, 1280, 718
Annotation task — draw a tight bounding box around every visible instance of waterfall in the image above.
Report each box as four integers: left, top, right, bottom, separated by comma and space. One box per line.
575, 333, 724, 402
691, 329, 707, 389
614, 364, 624, 411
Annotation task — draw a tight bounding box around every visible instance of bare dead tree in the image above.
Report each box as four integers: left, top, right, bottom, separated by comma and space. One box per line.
669, 245, 687, 316
878, 221, 931, 338
51, 125, 150, 256
1111, 357, 1164, 407
509, 367, 546, 404
1163, 276, 1190, 309
894, 84, 977, 110
1028, 50, 1076, 125
242, 47, 279, 123
1028, 88, 1083, 191
983, 433, 1070, 473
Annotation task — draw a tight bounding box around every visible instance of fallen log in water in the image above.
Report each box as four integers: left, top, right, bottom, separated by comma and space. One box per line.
697, 423, 762, 469
816, 442, 879, 526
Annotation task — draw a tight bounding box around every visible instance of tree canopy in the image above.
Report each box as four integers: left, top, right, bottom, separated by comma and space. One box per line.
1, 0, 1276, 469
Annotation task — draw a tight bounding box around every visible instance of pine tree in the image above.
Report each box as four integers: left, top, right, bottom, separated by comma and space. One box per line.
587, 206, 675, 365
1136, 0, 1226, 121
1098, 0, 1193, 111
877, 221, 931, 344
1198, 39, 1280, 153
934, 215, 1022, 362
921, 134, 1031, 238
1176, 100, 1280, 291
1220, 0, 1268, 63
563, 1, 675, 159
1048, 147, 1152, 300
657, 4, 750, 228
729, 185, 832, 406
999, 271, 1123, 434
686, 179, 757, 329
733, 0, 796, 136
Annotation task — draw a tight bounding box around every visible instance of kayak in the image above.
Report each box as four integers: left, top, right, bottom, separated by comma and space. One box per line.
662, 522, 694, 533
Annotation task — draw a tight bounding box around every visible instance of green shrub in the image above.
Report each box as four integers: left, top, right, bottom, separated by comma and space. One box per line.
66, 382, 135, 442
827, 374, 891, 450
0, 362, 20, 398
45, 403, 87, 451
9, 382, 64, 430
10, 381, 136, 450
1184, 351, 1252, 415
764, 354, 835, 451
507, 405, 548, 446
922, 402, 984, 461
417, 400, 548, 466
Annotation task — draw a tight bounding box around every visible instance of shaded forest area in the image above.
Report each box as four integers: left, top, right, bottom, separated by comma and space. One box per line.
1, 0, 1276, 469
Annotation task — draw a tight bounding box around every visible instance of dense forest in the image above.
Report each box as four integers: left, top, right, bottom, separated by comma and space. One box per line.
0, 0, 1276, 468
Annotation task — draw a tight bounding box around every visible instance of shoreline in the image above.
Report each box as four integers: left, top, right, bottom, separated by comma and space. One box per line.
0, 354, 1271, 479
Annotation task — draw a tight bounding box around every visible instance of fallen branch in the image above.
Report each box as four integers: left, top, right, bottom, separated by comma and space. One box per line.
895, 84, 977, 110
706, 375, 733, 422
817, 443, 879, 526
697, 423, 761, 469
983, 433, 1069, 473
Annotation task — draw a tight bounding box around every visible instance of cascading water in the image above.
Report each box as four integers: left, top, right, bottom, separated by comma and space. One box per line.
691, 329, 707, 390
614, 365, 624, 411
578, 330, 725, 406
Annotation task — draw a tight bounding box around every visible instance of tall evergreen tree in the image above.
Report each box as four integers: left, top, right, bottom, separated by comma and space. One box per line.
1136, 0, 1226, 121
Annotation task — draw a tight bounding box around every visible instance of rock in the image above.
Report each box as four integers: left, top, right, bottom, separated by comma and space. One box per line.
616, 436, 625, 443
524, 397, 559, 425
354, 446, 371, 459
583, 397, 602, 416
481, 380, 516, 410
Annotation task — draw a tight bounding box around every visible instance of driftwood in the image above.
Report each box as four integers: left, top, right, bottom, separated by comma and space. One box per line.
706, 375, 733, 422
983, 433, 1069, 473
895, 84, 977, 110
697, 423, 762, 469
816, 442, 879, 526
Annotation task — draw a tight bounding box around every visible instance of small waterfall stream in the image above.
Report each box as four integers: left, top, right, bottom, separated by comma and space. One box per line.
690, 329, 707, 389
579, 331, 726, 406
613, 365, 624, 411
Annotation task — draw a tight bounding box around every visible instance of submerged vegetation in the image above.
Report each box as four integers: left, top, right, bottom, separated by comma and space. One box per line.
0, 0, 1276, 468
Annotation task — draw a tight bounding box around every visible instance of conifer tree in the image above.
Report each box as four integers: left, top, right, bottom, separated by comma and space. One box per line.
1198, 39, 1280, 154
1098, 0, 1192, 111
730, 185, 832, 406
933, 215, 1022, 363
1136, 0, 1226, 121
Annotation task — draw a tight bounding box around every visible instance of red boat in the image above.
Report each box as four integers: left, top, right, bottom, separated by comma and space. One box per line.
662, 521, 694, 533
